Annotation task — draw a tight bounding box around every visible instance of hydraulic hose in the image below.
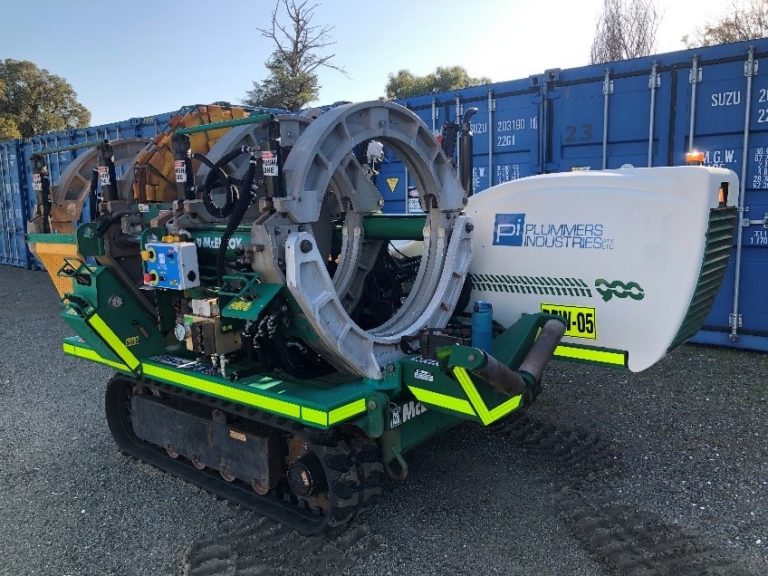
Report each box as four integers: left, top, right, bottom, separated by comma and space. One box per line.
460, 108, 478, 196
216, 156, 258, 284
183, 154, 196, 201
88, 168, 99, 222
203, 146, 252, 219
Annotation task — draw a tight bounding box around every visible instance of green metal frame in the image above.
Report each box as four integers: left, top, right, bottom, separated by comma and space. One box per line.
61, 336, 398, 433
175, 113, 273, 136
362, 215, 426, 240
26, 233, 76, 245
219, 273, 283, 321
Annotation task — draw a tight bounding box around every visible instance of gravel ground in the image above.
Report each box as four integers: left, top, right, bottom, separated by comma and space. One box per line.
1, 265, 767, 575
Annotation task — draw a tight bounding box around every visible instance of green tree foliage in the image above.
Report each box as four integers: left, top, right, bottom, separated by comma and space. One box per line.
0, 59, 90, 137
0, 116, 21, 140
385, 66, 491, 99
683, 0, 768, 48
0, 79, 20, 139
245, 0, 344, 111
246, 54, 319, 110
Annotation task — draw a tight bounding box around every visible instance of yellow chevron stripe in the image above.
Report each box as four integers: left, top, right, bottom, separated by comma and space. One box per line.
453, 367, 522, 425
87, 313, 140, 370
408, 385, 476, 416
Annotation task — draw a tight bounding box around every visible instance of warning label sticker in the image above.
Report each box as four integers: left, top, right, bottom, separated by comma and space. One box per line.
174, 160, 186, 183
408, 197, 424, 214
262, 151, 278, 176
97, 166, 110, 187
386, 177, 399, 193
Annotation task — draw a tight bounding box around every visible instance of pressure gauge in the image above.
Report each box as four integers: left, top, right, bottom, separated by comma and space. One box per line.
174, 323, 189, 341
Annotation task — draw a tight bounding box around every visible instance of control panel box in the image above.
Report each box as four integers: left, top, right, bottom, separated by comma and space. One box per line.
142, 242, 200, 290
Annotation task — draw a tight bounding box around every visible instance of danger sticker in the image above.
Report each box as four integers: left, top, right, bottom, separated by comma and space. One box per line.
174, 160, 186, 183
262, 150, 278, 176
97, 166, 110, 187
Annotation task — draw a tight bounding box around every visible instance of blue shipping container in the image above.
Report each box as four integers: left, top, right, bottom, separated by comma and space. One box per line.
0, 110, 177, 269
378, 38, 768, 351
0, 139, 29, 267
540, 41, 768, 351
2, 43, 768, 352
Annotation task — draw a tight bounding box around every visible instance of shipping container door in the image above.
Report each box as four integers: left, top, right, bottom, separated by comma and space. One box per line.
548, 62, 669, 171
486, 80, 541, 188
681, 47, 768, 348
0, 141, 31, 267
547, 69, 605, 171
384, 82, 542, 214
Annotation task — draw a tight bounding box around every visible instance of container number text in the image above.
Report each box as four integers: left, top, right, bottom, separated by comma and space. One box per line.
565, 124, 593, 143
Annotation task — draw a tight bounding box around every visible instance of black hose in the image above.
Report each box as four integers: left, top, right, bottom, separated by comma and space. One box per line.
203, 147, 251, 219
96, 213, 123, 237
183, 154, 196, 200
460, 107, 478, 196
40, 172, 51, 233
216, 157, 257, 284
89, 168, 99, 222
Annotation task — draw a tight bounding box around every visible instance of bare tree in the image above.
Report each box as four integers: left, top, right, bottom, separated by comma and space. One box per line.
590, 0, 660, 64
245, 0, 345, 110
683, 0, 768, 48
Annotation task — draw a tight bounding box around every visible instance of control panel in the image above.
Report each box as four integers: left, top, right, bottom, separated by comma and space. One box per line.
141, 242, 200, 290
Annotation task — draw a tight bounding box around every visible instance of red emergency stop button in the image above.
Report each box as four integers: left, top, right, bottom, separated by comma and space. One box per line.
144, 271, 159, 285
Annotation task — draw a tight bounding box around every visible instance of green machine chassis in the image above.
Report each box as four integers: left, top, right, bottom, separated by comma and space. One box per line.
51, 223, 566, 533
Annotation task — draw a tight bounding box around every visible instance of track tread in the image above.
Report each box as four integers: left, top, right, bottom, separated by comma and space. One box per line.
494, 412, 755, 576
105, 375, 383, 537
177, 518, 377, 576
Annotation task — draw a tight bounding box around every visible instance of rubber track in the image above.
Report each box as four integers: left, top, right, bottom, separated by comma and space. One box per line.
105, 375, 384, 537
494, 412, 755, 575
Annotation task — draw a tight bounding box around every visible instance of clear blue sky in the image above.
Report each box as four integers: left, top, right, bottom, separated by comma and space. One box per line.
0, 0, 728, 126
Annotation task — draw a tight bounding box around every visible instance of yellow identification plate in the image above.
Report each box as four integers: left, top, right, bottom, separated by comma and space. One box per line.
540, 303, 597, 339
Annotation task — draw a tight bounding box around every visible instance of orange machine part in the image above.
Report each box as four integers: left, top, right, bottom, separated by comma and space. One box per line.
132, 104, 249, 203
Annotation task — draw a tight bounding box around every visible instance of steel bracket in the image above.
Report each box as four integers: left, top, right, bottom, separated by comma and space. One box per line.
745, 54, 758, 77
746, 213, 768, 227
689, 57, 702, 84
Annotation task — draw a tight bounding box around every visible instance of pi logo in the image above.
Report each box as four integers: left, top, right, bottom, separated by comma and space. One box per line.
595, 279, 645, 302
493, 213, 526, 246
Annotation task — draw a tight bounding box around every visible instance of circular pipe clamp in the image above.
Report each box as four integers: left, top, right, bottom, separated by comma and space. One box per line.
197, 114, 383, 311
281, 102, 472, 379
